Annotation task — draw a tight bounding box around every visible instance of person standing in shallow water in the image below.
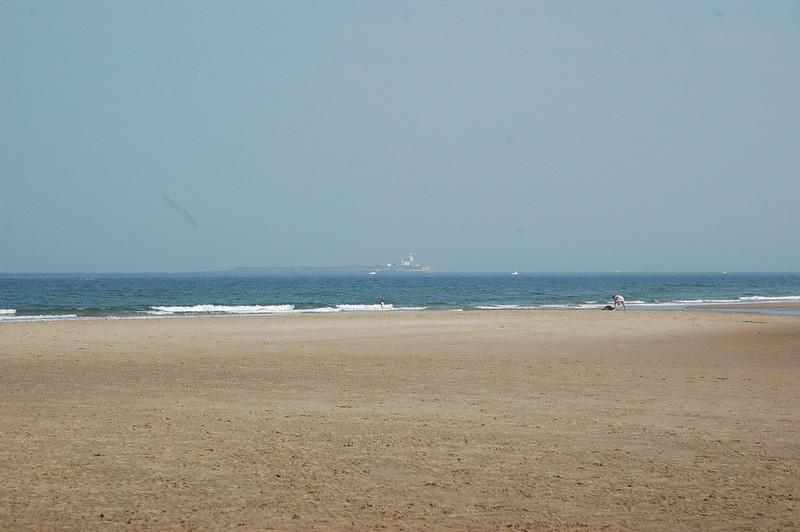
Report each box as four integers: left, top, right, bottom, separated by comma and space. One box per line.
613, 294, 627, 311
379, 298, 385, 310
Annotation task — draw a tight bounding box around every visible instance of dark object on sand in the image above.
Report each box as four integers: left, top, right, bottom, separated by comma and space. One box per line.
602, 305, 614, 310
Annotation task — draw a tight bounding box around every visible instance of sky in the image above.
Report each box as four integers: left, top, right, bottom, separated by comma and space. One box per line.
1, 1, 799, 273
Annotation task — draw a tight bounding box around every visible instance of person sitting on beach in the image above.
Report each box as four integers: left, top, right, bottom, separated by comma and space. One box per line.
613, 294, 626, 311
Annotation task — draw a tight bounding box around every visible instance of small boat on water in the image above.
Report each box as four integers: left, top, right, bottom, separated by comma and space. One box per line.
511, 271, 519, 276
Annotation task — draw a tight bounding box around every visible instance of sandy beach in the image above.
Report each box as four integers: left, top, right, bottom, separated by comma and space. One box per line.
1, 310, 798, 530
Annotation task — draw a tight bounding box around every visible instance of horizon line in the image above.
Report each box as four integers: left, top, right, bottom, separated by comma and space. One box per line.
2, 269, 799, 276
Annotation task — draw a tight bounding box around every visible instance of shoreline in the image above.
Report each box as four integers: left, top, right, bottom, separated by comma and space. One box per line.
3, 299, 800, 323
688, 300, 800, 310
2, 310, 799, 529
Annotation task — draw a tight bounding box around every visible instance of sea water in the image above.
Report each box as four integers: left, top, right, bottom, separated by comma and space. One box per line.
1, 272, 800, 321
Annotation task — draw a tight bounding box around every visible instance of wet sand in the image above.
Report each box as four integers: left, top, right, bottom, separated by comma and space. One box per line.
690, 301, 800, 311
1, 311, 798, 530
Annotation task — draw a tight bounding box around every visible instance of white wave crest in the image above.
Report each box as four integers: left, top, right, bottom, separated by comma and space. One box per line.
475, 304, 543, 310
295, 307, 341, 313
0, 309, 16, 315
336, 304, 393, 311
0, 314, 78, 322
739, 295, 800, 302
631, 302, 688, 307
668, 295, 800, 305
150, 304, 295, 315
144, 304, 426, 316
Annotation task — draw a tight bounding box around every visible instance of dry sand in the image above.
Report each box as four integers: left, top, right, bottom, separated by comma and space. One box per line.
1, 310, 798, 530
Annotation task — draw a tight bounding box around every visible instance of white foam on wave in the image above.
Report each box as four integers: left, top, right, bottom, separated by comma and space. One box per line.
336, 304, 393, 311
149, 305, 295, 315
145, 304, 428, 316
475, 304, 541, 310
630, 302, 687, 307
0, 314, 78, 322
739, 295, 800, 302
673, 299, 741, 304
626, 300, 738, 308
666, 295, 800, 305
294, 307, 341, 314
0, 309, 16, 315
334, 304, 428, 312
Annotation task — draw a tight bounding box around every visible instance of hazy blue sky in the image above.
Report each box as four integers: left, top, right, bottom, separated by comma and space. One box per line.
2, 1, 798, 272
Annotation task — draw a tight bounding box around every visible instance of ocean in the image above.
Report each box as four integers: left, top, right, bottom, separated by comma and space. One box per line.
2, 271, 800, 321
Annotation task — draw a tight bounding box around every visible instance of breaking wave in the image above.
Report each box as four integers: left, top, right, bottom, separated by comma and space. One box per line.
0, 313, 78, 321
148, 304, 295, 315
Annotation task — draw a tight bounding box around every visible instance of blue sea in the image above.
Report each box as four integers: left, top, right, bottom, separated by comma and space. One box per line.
1, 272, 800, 321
